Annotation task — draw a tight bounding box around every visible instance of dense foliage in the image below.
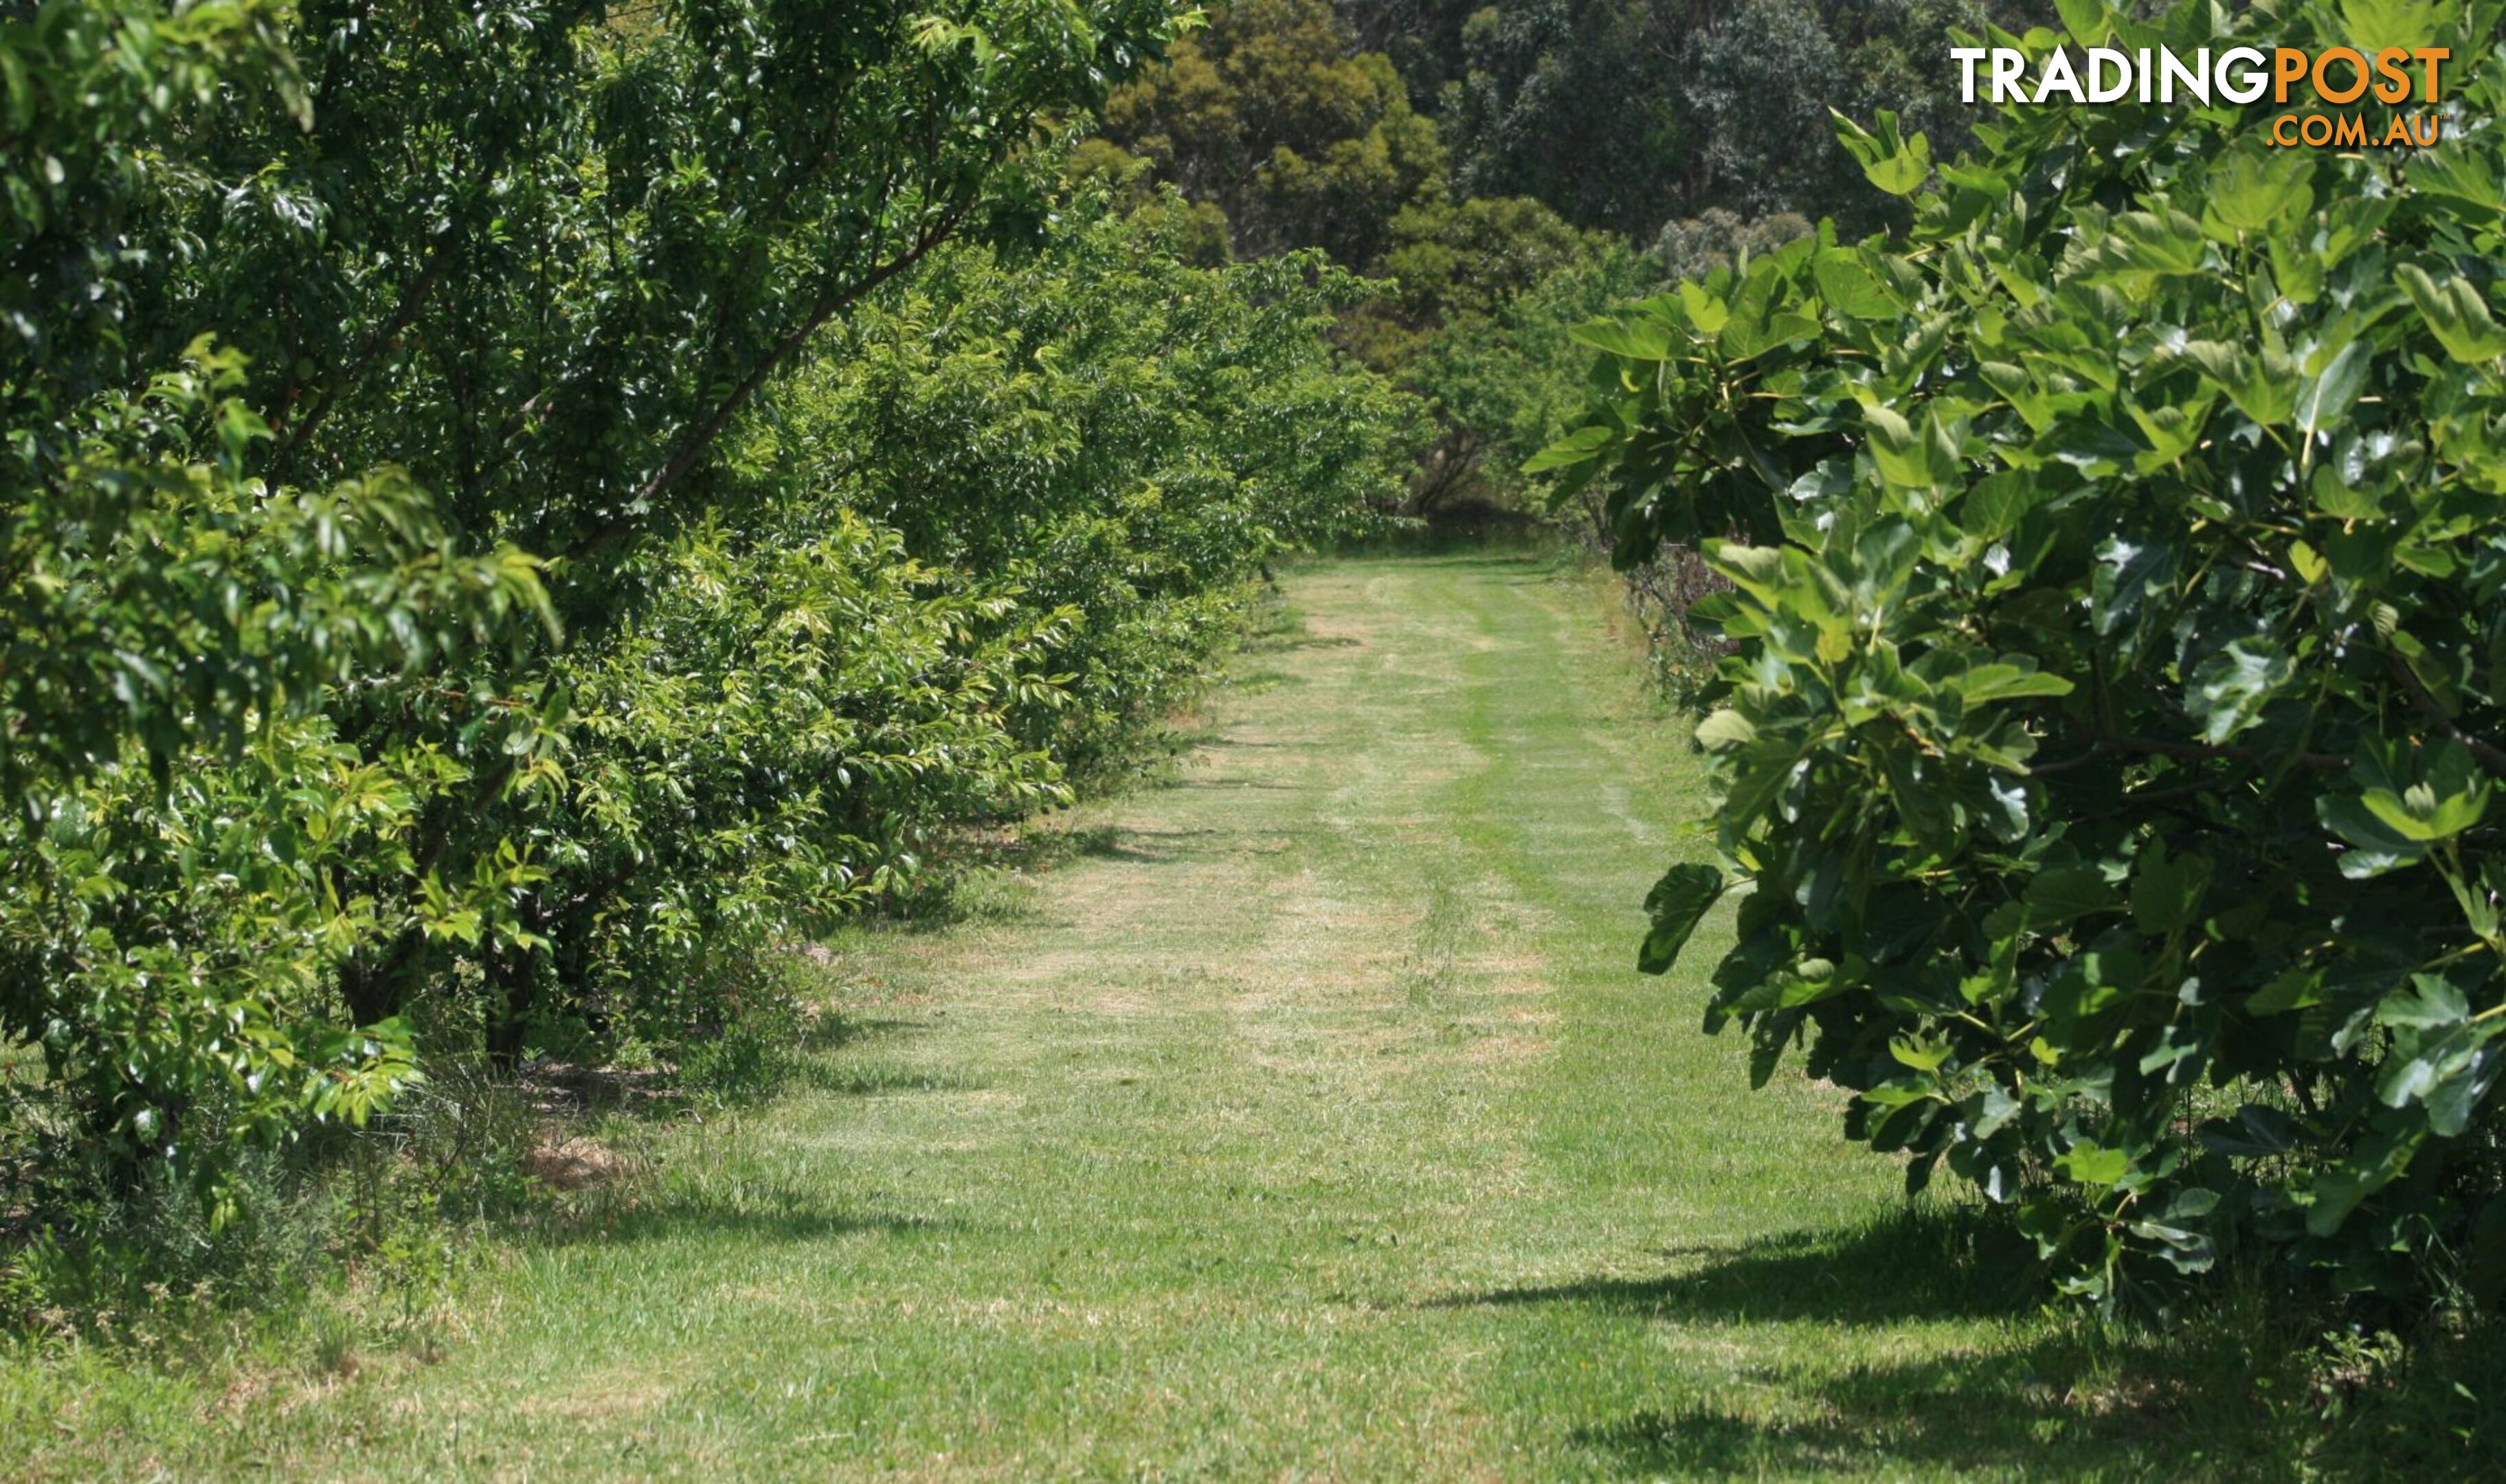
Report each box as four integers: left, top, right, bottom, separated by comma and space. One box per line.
1095, 0, 1446, 265
1082, 0, 2048, 527
3, 0, 1414, 1257
518, 204, 1421, 1057
1387, 219, 1664, 511
1439, 0, 2006, 238
1540, 0, 2506, 1304
803, 212, 1425, 767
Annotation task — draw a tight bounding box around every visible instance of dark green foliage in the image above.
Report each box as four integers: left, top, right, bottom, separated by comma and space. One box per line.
526, 509, 1072, 1055
1539, 0, 2506, 1303
1390, 219, 1664, 510
1335, 0, 1485, 104
524, 200, 1420, 1048
1098, 0, 1446, 264
1439, 0, 1700, 236
1442, 0, 2015, 239
779, 203, 1427, 773
1, 0, 1424, 1253
1090, 0, 2048, 541
1367, 194, 1608, 349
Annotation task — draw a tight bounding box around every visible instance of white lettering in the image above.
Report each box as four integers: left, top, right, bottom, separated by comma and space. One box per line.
2086, 48, 2132, 103
1951, 46, 1989, 104
2160, 47, 2210, 104
1991, 48, 2027, 103
2035, 47, 2084, 104
2218, 46, 2270, 104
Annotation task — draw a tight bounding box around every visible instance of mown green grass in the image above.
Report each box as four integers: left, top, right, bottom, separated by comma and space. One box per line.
3, 553, 2494, 1479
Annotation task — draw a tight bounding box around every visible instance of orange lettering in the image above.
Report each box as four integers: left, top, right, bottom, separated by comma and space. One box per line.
2373, 47, 2413, 104
2273, 47, 2309, 103
2313, 48, 2369, 104
2413, 47, 2449, 102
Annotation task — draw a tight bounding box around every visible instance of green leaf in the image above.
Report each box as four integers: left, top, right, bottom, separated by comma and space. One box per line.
2104, 210, 2207, 278
2130, 842, 2213, 935
2057, 1141, 2132, 1188
1832, 108, 1932, 196
1677, 281, 1731, 336
2188, 637, 2293, 744
1960, 660, 2074, 706
2410, 142, 2506, 212
2054, 0, 2117, 45
2397, 264, 2506, 363
1694, 708, 1756, 750
2091, 535, 2175, 637
2340, 0, 2449, 53
2376, 975, 2469, 1031
2318, 795, 2430, 876
2128, 396, 2211, 467
1957, 471, 2047, 541
1525, 423, 1615, 474
2183, 339, 2297, 427
2307, 1123, 2421, 1237
2203, 147, 2314, 238
1890, 1035, 1953, 1072
2357, 776, 2490, 843
2197, 1105, 2296, 1157
1570, 314, 1674, 362
2026, 866, 2118, 925
1812, 251, 1897, 321
1637, 864, 1727, 975
2295, 339, 2371, 445
1862, 403, 1960, 488
2310, 458, 2386, 521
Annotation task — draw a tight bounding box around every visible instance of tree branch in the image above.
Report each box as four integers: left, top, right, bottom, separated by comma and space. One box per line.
2028, 732, 2353, 776
279, 230, 457, 464
558, 205, 970, 564
2380, 644, 2506, 775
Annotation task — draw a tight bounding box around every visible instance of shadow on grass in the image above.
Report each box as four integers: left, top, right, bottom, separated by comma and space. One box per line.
1556, 1314, 2506, 1483
1225, 666, 1302, 694
935, 821, 1228, 886
794, 1012, 932, 1053
1560, 1331, 2200, 1483
544, 1180, 973, 1248
1055, 824, 1229, 865
1455, 1203, 2041, 1329
1451, 1204, 2500, 1481
1442, 1206, 2237, 1479
791, 1060, 983, 1097
1265, 632, 1363, 651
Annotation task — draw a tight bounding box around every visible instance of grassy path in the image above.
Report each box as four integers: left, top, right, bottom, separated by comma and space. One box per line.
21, 554, 2209, 1481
